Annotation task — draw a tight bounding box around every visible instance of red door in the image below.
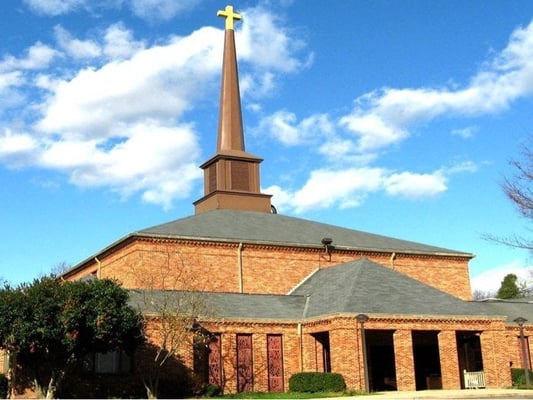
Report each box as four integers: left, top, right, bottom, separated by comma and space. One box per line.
237, 334, 253, 392
267, 335, 284, 392
209, 334, 222, 387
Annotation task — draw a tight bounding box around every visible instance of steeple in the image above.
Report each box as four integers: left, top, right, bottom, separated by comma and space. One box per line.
194, 5, 272, 214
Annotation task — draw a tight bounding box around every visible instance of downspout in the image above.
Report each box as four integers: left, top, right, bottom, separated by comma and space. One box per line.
390, 252, 396, 269
298, 294, 311, 372
94, 257, 101, 279
238, 243, 243, 293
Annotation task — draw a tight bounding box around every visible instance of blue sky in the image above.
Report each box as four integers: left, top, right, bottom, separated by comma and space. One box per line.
1, 0, 532, 294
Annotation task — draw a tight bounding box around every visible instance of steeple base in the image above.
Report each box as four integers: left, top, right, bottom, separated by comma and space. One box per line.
194, 191, 272, 214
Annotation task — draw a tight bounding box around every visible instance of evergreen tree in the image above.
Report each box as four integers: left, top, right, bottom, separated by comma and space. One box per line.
496, 273, 524, 299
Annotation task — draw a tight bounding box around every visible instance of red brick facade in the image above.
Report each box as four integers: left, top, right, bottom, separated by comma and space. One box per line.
68, 237, 473, 300
57, 234, 528, 394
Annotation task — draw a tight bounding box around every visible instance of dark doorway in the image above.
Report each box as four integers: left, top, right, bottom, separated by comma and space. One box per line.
456, 331, 483, 388
366, 330, 397, 391
412, 331, 442, 390
312, 332, 331, 372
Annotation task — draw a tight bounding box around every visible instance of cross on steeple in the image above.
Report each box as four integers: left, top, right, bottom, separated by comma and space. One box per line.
217, 5, 242, 30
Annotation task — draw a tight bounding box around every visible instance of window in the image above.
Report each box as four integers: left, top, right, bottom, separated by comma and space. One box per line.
83, 350, 132, 374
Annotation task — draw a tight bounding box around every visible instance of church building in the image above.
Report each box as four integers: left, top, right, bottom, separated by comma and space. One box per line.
61, 5, 533, 395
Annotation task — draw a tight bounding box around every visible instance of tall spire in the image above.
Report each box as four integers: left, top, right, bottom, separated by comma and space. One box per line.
194, 5, 272, 214
216, 5, 245, 154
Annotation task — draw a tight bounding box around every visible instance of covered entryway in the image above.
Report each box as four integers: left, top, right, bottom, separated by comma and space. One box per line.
311, 332, 331, 372
412, 331, 442, 390
456, 331, 483, 388
366, 330, 397, 391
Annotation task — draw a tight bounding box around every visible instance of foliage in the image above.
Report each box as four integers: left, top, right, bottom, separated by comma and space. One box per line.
127, 249, 213, 399
472, 289, 496, 300
0, 374, 7, 399
203, 383, 222, 397
0, 277, 143, 399
511, 368, 533, 387
496, 273, 525, 299
289, 372, 346, 393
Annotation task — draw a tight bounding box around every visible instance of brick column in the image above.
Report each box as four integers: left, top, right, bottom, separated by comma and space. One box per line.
438, 330, 461, 389
480, 329, 512, 388
329, 328, 360, 390
393, 329, 416, 391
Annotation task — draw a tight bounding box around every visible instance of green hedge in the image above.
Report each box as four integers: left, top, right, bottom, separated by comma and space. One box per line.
289, 372, 346, 393
511, 368, 533, 386
0, 374, 7, 399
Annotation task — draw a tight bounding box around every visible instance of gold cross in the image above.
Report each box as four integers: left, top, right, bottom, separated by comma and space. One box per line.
217, 5, 242, 30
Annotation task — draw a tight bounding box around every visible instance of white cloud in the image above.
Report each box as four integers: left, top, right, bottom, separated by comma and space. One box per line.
36, 26, 223, 137
470, 260, 532, 294
0, 5, 310, 208
129, 0, 201, 21
257, 111, 334, 146
385, 172, 447, 199
23, 0, 85, 15
268, 161, 477, 213
54, 26, 102, 60
0, 42, 58, 71
451, 126, 478, 139
0, 129, 39, 166
258, 20, 533, 214
103, 24, 146, 60
339, 20, 533, 152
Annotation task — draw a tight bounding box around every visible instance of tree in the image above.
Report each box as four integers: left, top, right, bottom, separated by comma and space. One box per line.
496, 273, 525, 299
127, 250, 213, 399
485, 137, 533, 251
472, 289, 496, 300
0, 277, 143, 399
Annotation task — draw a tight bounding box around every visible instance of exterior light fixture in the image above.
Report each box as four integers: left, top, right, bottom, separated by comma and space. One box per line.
514, 316, 531, 387
321, 238, 334, 261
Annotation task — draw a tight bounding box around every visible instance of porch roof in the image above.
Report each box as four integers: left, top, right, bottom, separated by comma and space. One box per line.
291, 258, 492, 318
129, 259, 512, 323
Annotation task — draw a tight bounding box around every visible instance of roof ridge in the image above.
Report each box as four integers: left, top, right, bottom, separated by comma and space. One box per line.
287, 267, 320, 295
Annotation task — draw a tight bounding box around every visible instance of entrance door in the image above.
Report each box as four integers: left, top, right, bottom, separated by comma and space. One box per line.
456, 331, 483, 388
412, 331, 442, 390
236, 334, 253, 392
208, 334, 222, 387
267, 335, 284, 392
366, 330, 397, 391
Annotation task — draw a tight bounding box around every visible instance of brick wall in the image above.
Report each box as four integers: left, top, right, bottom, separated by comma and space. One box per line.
69, 236, 473, 300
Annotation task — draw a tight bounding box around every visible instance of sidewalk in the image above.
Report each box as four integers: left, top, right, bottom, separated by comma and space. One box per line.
359, 388, 533, 399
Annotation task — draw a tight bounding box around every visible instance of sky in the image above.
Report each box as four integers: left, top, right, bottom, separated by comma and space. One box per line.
1, 0, 532, 295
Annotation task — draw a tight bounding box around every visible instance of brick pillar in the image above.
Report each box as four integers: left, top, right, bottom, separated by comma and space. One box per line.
480, 329, 512, 388
438, 330, 461, 389
221, 332, 237, 393
329, 328, 360, 390
393, 329, 416, 391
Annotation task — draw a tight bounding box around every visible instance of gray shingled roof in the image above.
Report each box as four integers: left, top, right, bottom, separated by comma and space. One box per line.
128, 259, 509, 322
137, 209, 471, 256
128, 290, 306, 321
291, 259, 491, 318
477, 299, 533, 323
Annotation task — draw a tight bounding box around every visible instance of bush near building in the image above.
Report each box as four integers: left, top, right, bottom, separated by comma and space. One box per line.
289, 372, 346, 393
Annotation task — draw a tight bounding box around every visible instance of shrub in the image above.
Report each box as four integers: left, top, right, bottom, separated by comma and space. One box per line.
511, 368, 533, 386
0, 374, 7, 399
289, 372, 346, 393
203, 383, 222, 397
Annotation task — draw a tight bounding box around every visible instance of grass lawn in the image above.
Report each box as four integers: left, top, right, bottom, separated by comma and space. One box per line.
217, 391, 366, 398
